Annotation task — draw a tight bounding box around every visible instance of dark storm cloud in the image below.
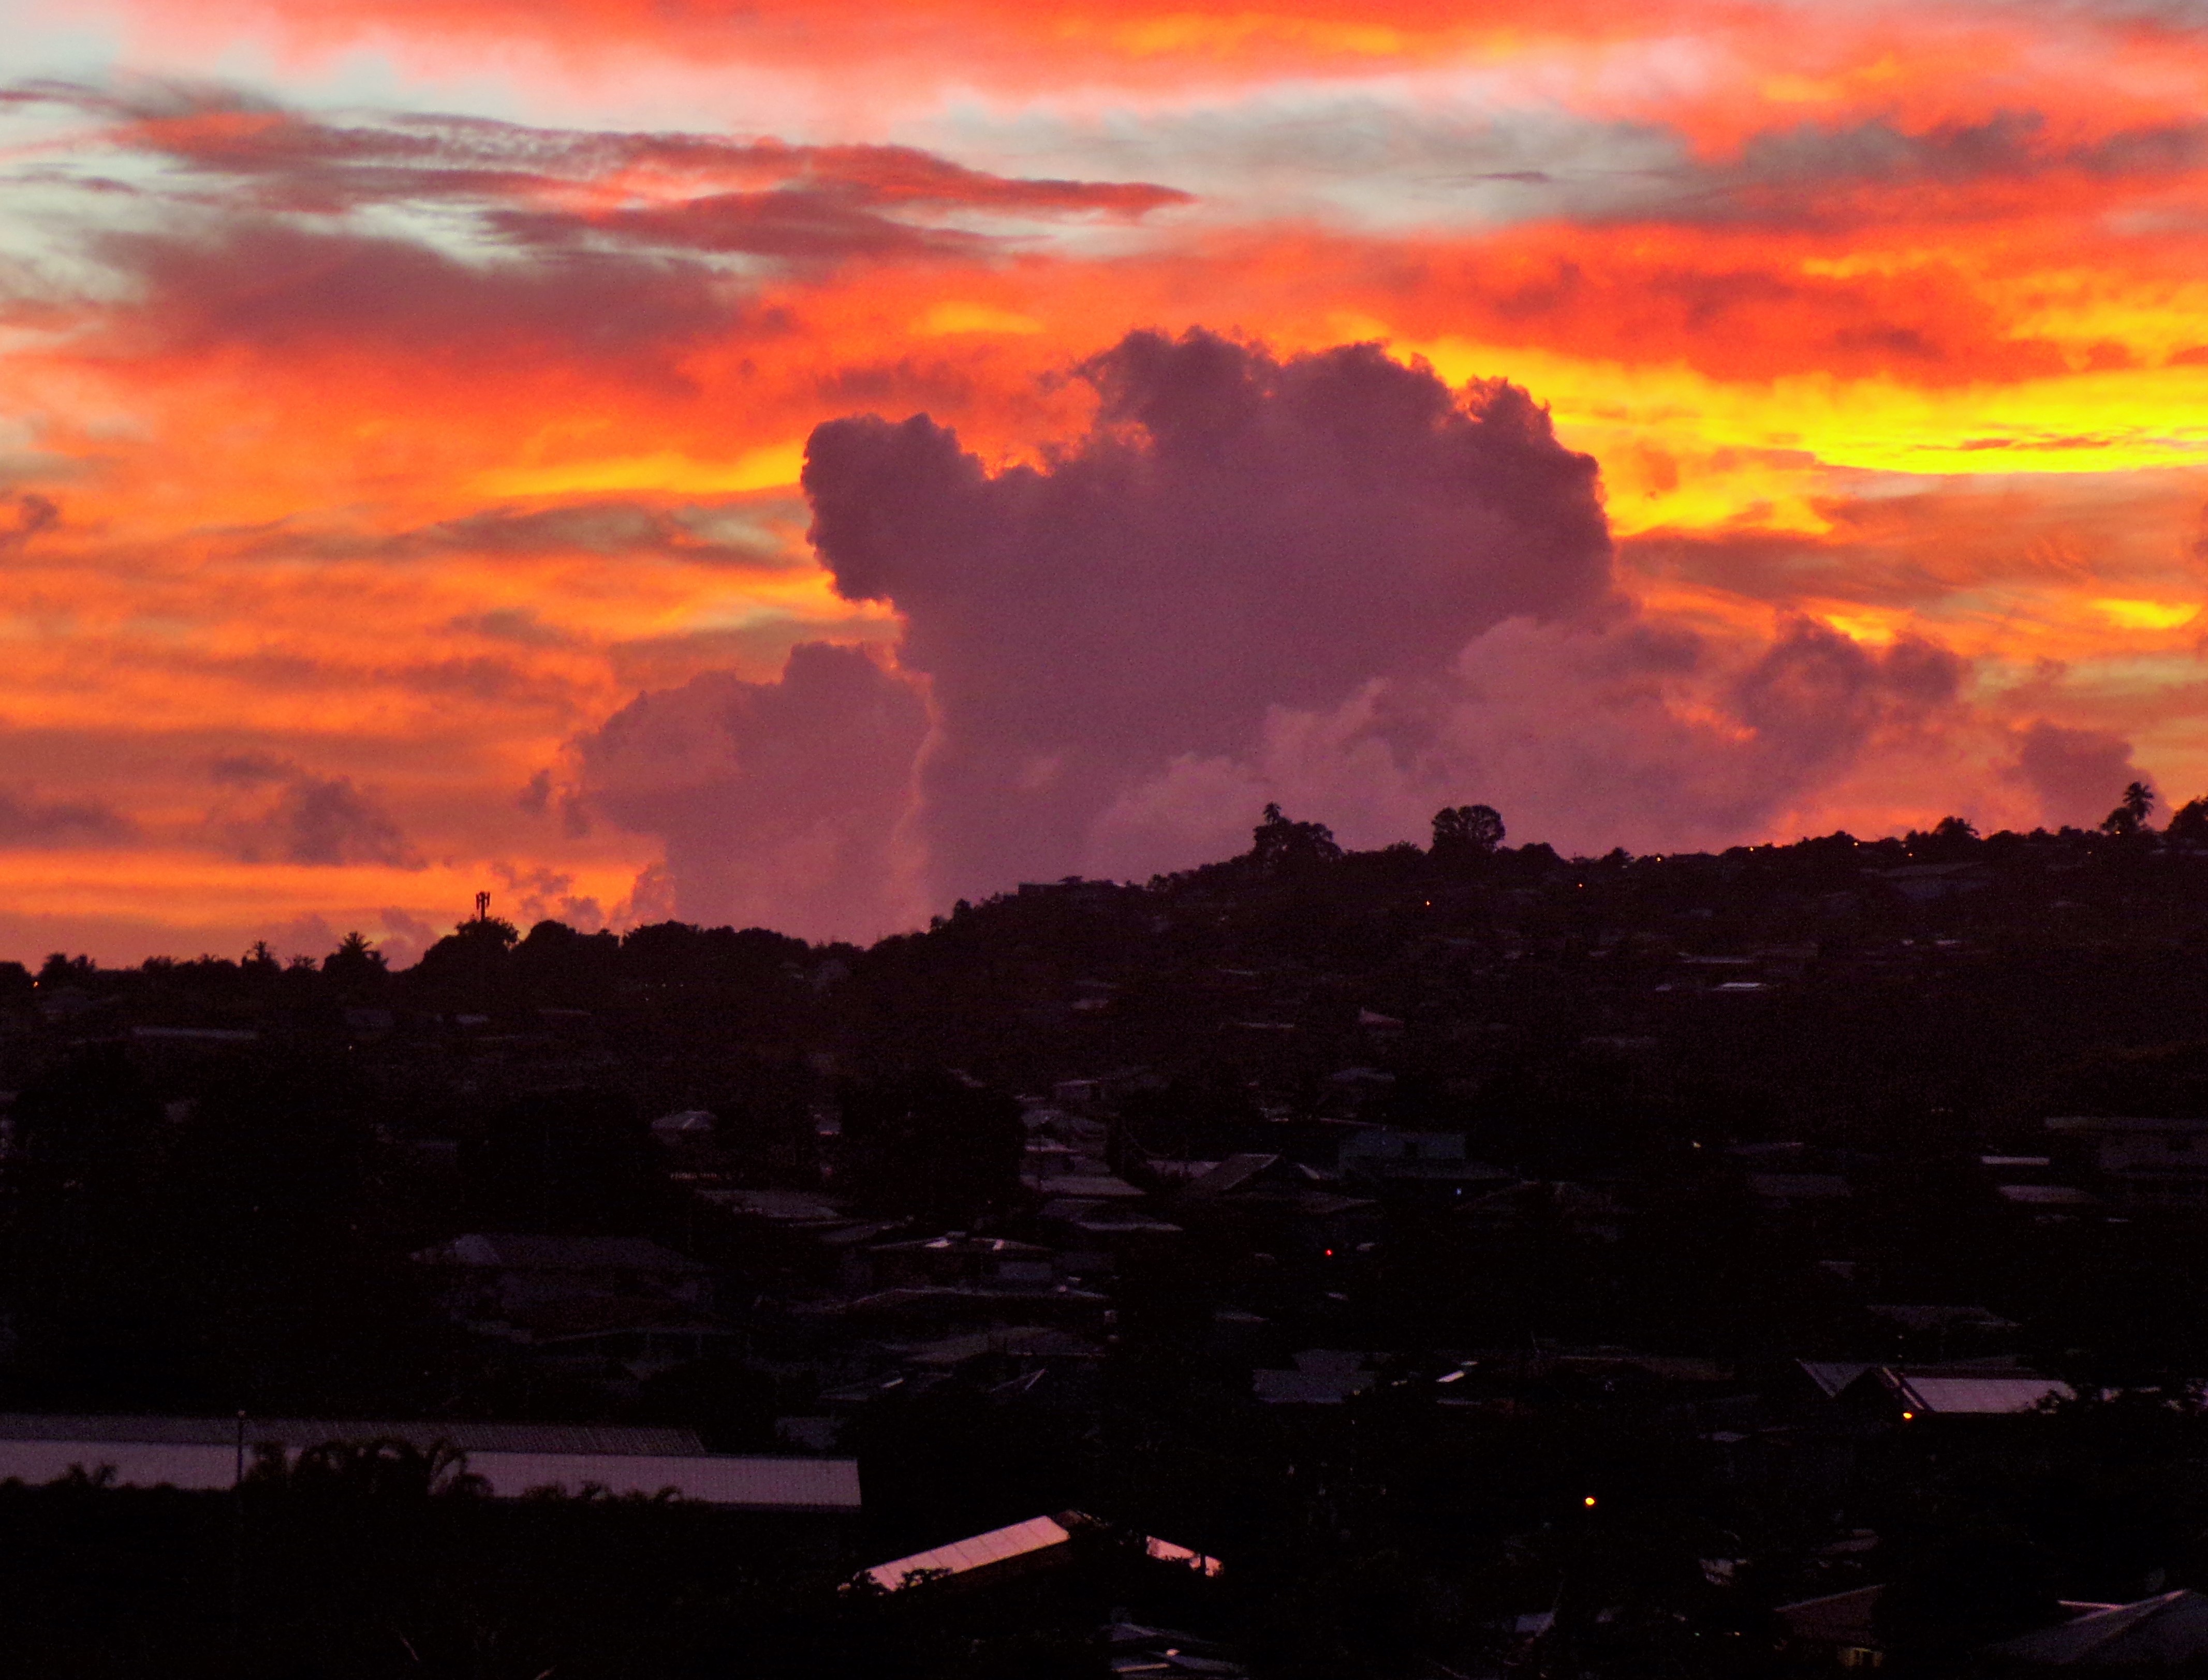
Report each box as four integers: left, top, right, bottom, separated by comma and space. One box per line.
482, 192, 984, 263
1729, 617, 1965, 778
209, 753, 421, 867
571, 330, 1985, 937
801, 328, 1614, 900
1418, 246, 2068, 385
1580, 110, 2208, 232
352, 500, 796, 568
447, 608, 581, 649
1625, 527, 1954, 610
0, 787, 138, 847
606, 617, 899, 692
2010, 720, 2145, 827
0, 494, 59, 552
578, 641, 929, 940
96, 220, 732, 365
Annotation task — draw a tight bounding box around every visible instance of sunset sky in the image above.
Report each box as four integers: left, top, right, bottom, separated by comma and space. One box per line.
4, 0, 2208, 961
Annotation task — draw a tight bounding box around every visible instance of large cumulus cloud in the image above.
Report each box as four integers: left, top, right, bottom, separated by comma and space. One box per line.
1078, 613, 1972, 876
2010, 720, 2145, 828
580, 641, 928, 940
802, 328, 1614, 899
578, 329, 1982, 938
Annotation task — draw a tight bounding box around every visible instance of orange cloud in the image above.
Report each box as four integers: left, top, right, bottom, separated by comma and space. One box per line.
7, 6, 2208, 955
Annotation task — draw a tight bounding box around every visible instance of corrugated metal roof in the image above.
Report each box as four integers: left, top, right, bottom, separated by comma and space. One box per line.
1776, 1584, 1885, 1645
433, 1234, 705, 1272
1985, 1590, 2208, 1664
1745, 1173, 1852, 1201
1895, 1373, 2071, 1415
1864, 1304, 2016, 1331
1029, 1174, 1147, 1199
862, 1513, 1223, 1592
865, 1515, 1071, 1589
1253, 1368, 1372, 1405
1798, 1361, 1872, 1398
906, 1326, 1101, 1368
1143, 1535, 1224, 1577
467, 1451, 860, 1509
1997, 1183, 2099, 1205
870, 1234, 1055, 1256
0, 1415, 704, 1455
0, 1441, 242, 1492
0, 1434, 860, 1510
701, 1188, 849, 1224
1185, 1154, 1280, 1199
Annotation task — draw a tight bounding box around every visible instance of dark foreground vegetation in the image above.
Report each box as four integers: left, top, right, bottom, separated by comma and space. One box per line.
12, 795, 2208, 1673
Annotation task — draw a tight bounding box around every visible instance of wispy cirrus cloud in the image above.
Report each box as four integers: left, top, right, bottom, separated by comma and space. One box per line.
11, 81, 1191, 258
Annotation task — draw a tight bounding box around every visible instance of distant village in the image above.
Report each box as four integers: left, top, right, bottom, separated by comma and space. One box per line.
6, 801, 2208, 1674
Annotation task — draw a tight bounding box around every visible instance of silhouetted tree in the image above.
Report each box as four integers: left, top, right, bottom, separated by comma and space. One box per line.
2102, 779, 2156, 836
260, 1437, 486, 1502
410, 912, 520, 1008
1905, 814, 1980, 861
1250, 803, 1342, 874
320, 931, 387, 993
35, 952, 94, 988
1431, 803, 1506, 859
620, 920, 808, 994
511, 917, 621, 1005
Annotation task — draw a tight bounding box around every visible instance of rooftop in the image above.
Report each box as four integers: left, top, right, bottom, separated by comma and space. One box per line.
417, 1234, 706, 1273
862, 1511, 1223, 1593
0, 1417, 859, 1510
0, 1414, 702, 1454
1887, 1369, 2072, 1416
1985, 1590, 2208, 1666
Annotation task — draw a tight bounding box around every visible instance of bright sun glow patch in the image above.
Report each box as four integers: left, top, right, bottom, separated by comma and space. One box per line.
2093, 599, 2200, 631
1820, 612, 1900, 645
915, 302, 1045, 336
474, 442, 808, 500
